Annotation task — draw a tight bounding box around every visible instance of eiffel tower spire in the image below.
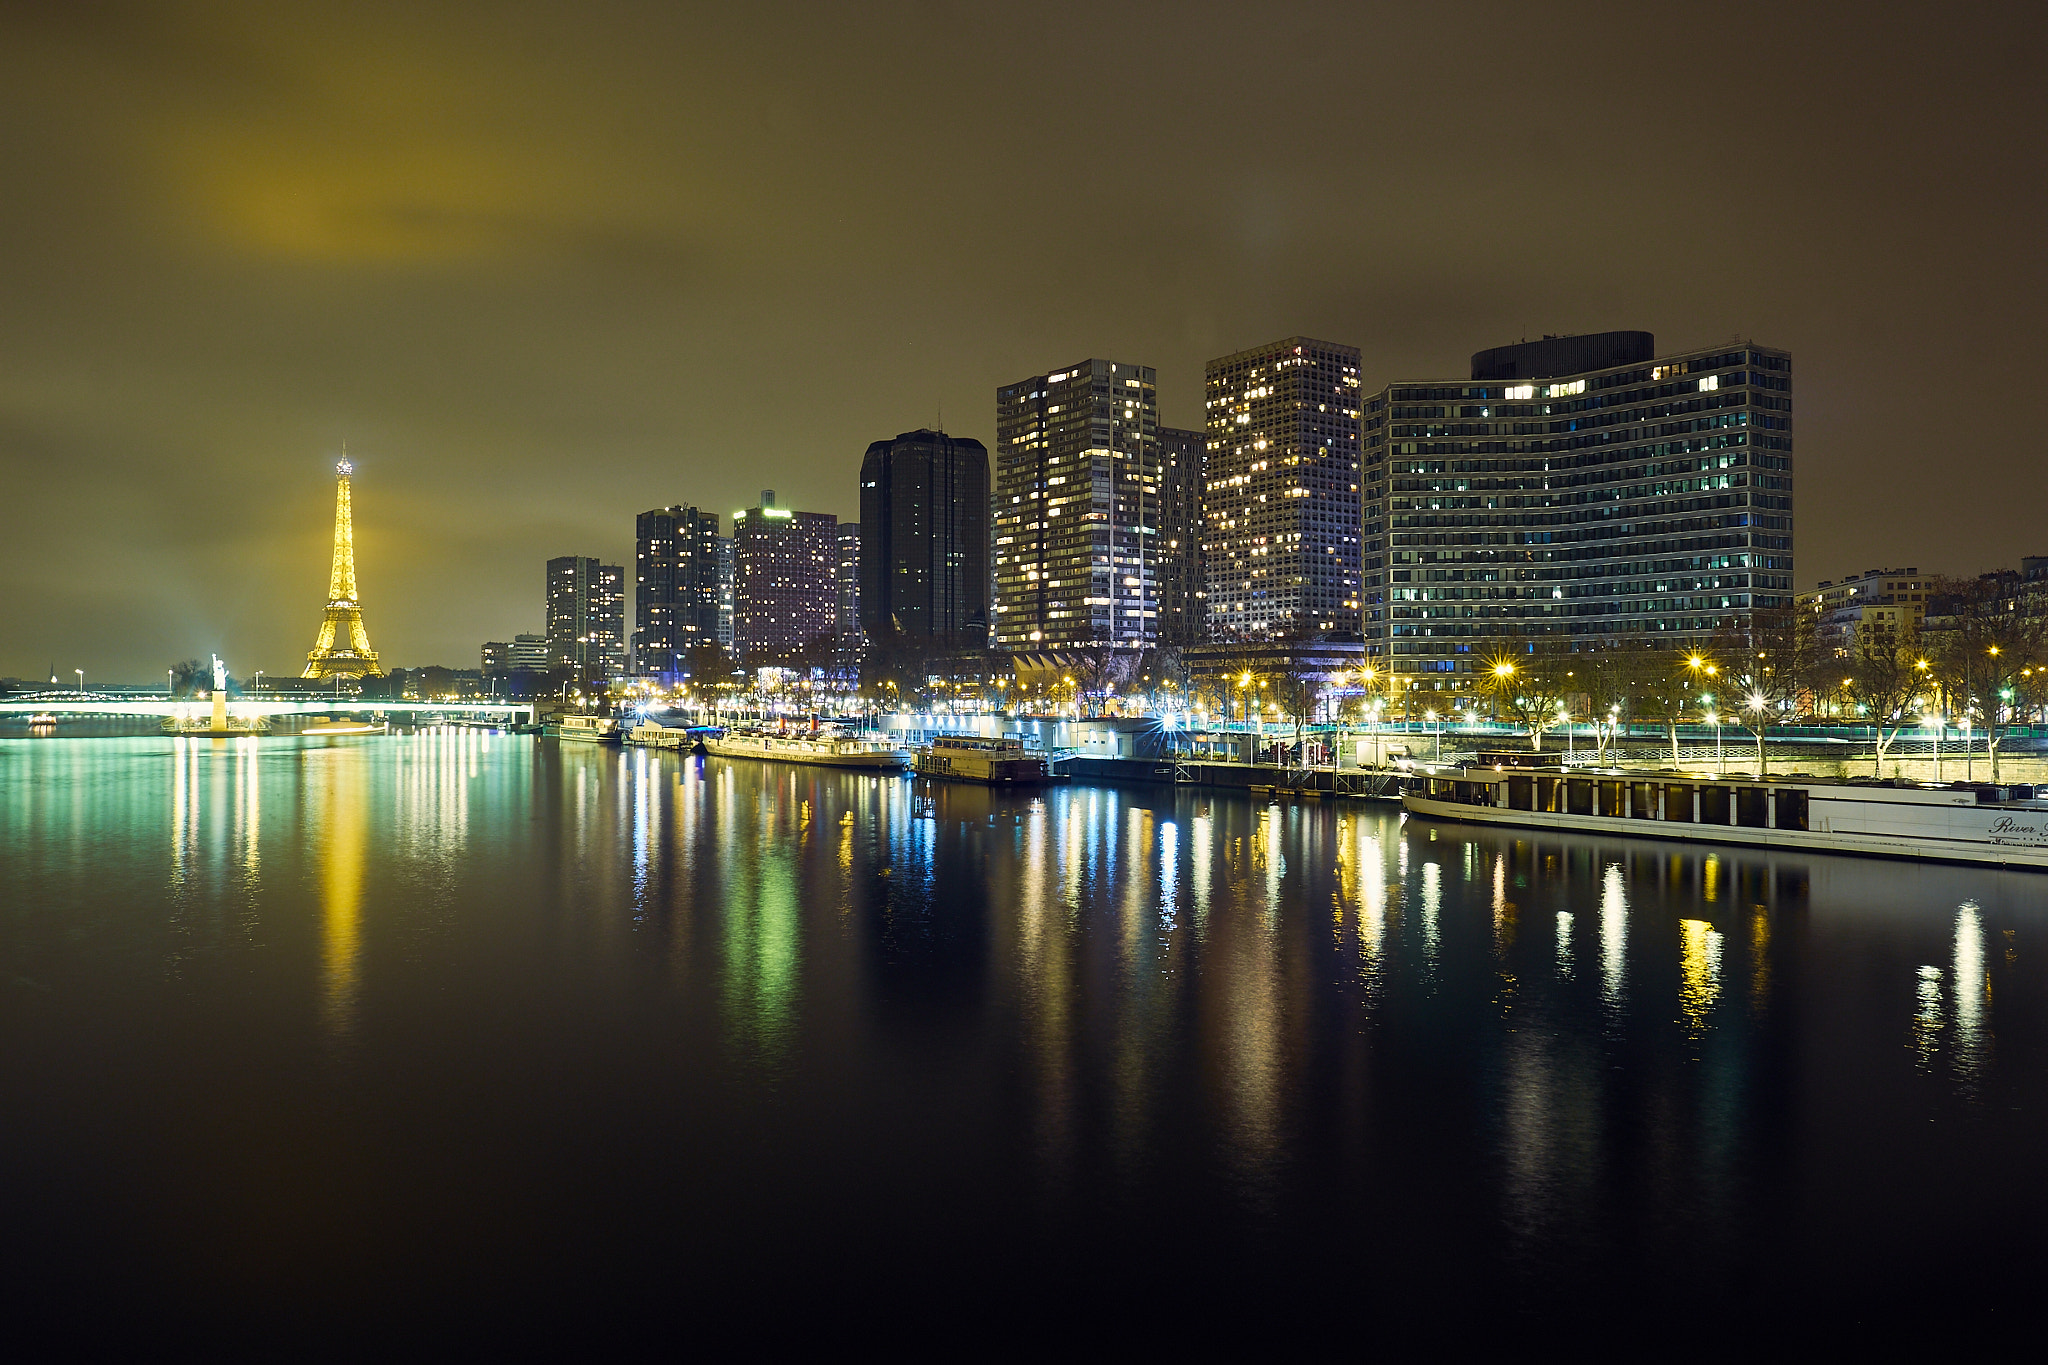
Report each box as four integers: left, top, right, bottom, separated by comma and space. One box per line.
303, 458, 384, 679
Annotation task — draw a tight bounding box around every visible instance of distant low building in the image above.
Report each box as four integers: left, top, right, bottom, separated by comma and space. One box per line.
1800, 567, 1934, 655
510, 633, 549, 672
482, 641, 510, 675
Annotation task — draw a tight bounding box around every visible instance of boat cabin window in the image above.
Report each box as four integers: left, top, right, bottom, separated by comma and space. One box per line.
1537, 775, 1564, 812
1775, 788, 1808, 831
1736, 787, 1769, 828
1598, 780, 1624, 817
1566, 779, 1594, 815
1507, 776, 1534, 811
1700, 786, 1731, 825
1664, 784, 1694, 822
1631, 782, 1660, 820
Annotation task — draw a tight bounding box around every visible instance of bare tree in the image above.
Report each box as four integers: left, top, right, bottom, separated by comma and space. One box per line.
1712, 607, 1813, 775
1842, 620, 1926, 776
1927, 573, 2048, 781
1485, 644, 1574, 751
1269, 666, 1328, 758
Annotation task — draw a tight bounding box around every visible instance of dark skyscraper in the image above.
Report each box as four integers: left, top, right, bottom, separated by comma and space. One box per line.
1368, 332, 1793, 690
993, 361, 1160, 649
632, 505, 722, 677
545, 555, 626, 679
1157, 425, 1206, 645
1203, 337, 1363, 643
857, 429, 990, 647
732, 491, 837, 662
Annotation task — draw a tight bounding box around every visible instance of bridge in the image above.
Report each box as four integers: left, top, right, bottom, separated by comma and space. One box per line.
1, 698, 537, 723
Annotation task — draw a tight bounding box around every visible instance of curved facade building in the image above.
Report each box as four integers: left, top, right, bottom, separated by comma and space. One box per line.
858, 430, 990, 647
1365, 333, 1794, 687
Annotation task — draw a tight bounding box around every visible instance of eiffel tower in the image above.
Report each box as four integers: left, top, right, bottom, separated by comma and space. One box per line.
303, 458, 384, 679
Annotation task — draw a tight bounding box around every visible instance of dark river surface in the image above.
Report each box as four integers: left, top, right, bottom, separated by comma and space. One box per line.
4, 730, 2047, 1348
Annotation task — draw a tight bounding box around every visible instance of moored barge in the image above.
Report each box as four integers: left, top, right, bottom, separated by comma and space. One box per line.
915, 736, 1057, 785
1402, 766, 2048, 869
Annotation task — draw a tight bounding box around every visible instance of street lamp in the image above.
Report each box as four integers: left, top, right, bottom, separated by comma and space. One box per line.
1705, 711, 1722, 774
74, 668, 83, 694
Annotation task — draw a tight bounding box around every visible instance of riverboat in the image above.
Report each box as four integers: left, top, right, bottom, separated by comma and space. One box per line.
546, 714, 622, 744
626, 723, 712, 752
914, 736, 1056, 785
704, 728, 911, 770
1401, 765, 2048, 870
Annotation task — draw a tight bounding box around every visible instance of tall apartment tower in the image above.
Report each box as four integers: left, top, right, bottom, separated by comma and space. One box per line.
632, 505, 722, 677
858, 429, 990, 647
731, 491, 837, 662
545, 555, 626, 680
1368, 331, 1794, 687
1203, 337, 1363, 642
1156, 425, 1206, 645
835, 523, 862, 640
993, 359, 1161, 650
716, 537, 734, 651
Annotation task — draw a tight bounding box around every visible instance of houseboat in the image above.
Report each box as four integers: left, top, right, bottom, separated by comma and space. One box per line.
1401, 765, 2048, 870
546, 714, 622, 744
914, 736, 1056, 785
703, 728, 912, 771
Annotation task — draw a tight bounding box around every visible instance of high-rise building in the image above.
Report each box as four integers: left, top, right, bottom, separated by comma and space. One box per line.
545, 556, 626, 680
632, 505, 723, 677
732, 491, 837, 661
993, 360, 1161, 650
1203, 337, 1363, 644
858, 429, 990, 647
835, 523, 862, 639
1369, 331, 1794, 685
716, 537, 734, 651
1156, 425, 1206, 645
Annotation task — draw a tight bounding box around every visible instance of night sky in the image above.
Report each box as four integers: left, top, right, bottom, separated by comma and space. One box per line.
3, 1, 2042, 681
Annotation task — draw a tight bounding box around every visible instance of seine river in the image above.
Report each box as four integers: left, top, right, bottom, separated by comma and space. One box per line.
4, 730, 2046, 1347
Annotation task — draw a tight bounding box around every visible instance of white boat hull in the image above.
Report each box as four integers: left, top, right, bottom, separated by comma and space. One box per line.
704, 736, 911, 771
1403, 789, 2048, 870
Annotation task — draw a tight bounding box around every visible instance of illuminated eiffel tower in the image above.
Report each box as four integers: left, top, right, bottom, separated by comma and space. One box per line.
302, 458, 384, 679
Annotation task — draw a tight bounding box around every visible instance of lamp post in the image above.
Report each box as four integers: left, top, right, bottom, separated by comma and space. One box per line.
168, 667, 175, 700
75, 668, 83, 694
1426, 708, 1439, 762
1706, 711, 1722, 774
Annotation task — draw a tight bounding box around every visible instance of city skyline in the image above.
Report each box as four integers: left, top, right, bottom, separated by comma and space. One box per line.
3, 3, 2043, 679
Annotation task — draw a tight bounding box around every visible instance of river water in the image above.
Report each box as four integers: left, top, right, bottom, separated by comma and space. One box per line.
3, 730, 2045, 1348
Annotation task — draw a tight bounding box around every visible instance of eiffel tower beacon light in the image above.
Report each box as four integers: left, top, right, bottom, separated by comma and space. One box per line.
303, 457, 384, 679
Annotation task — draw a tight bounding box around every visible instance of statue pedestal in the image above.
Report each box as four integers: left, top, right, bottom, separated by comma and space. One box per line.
211, 690, 228, 734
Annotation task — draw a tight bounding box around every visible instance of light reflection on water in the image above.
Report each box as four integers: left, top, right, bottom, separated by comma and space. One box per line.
4, 733, 2048, 1335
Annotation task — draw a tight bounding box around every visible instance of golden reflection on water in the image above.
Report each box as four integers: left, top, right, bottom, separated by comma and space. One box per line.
1678, 918, 1723, 1038
318, 752, 368, 1043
